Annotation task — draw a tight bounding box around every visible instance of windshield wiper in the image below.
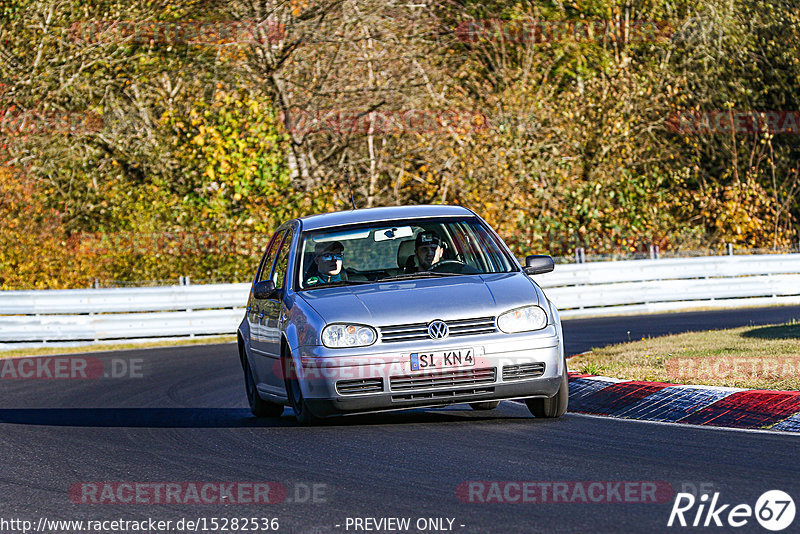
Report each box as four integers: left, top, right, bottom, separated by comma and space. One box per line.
376, 271, 461, 282
303, 279, 371, 289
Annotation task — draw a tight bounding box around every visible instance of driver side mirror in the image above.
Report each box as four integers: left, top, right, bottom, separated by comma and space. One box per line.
254, 280, 281, 300
523, 255, 555, 275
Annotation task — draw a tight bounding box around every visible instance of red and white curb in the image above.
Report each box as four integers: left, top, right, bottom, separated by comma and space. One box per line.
566, 371, 800, 432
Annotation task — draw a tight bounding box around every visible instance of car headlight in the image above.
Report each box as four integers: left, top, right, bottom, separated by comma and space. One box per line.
321, 323, 377, 348
497, 305, 548, 333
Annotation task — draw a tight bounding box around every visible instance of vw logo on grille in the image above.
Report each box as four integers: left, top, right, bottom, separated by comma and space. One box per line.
427, 320, 449, 339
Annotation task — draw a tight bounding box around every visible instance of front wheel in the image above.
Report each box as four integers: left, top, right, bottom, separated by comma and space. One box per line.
244, 356, 284, 418
526, 367, 569, 418
284, 351, 323, 425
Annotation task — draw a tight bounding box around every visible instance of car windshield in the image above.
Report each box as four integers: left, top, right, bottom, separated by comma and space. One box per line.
297, 217, 517, 290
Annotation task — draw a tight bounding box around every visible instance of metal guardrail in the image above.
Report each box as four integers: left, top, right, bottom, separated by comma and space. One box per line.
2, 254, 800, 348
0, 283, 251, 348
532, 254, 800, 317
0, 283, 250, 315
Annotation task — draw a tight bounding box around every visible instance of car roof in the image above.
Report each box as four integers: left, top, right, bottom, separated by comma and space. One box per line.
297, 205, 475, 231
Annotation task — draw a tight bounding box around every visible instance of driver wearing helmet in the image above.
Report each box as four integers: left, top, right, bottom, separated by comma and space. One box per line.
404, 231, 444, 273
305, 241, 345, 286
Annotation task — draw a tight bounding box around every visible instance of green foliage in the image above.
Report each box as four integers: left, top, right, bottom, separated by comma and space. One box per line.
1, 0, 798, 289
163, 89, 300, 231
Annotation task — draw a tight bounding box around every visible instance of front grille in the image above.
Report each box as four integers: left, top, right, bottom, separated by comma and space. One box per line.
390, 367, 496, 392
379, 317, 496, 343
503, 363, 546, 381
392, 387, 495, 402
336, 377, 383, 395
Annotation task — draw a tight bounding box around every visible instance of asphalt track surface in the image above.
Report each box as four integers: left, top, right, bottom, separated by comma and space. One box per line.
1, 306, 799, 534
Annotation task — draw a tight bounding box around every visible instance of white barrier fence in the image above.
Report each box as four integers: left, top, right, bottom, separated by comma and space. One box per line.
533, 254, 800, 317
0, 284, 250, 348
2, 254, 800, 348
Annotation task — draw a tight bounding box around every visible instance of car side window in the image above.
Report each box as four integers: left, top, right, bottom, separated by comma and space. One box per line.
256, 230, 285, 284
271, 227, 295, 289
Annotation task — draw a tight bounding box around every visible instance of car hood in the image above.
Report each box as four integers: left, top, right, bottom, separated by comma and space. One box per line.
297, 273, 541, 326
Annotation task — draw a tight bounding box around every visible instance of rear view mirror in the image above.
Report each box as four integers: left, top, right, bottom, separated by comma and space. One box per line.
523, 255, 555, 275
374, 226, 414, 242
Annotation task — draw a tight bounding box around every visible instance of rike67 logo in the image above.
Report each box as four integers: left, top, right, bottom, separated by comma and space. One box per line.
668, 490, 795, 531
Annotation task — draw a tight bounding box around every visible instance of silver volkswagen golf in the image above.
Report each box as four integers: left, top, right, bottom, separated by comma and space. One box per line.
237, 205, 567, 424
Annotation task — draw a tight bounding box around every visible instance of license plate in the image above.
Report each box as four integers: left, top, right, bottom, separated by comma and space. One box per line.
409, 348, 475, 371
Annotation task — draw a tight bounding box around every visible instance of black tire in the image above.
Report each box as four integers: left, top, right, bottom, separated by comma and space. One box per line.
284, 351, 322, 425
469, 401, 500, 411
243, 354, 284, 418
526, 365, 569, 418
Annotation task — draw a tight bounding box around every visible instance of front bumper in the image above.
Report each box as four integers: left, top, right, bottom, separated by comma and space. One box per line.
293, 326, 563, 417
